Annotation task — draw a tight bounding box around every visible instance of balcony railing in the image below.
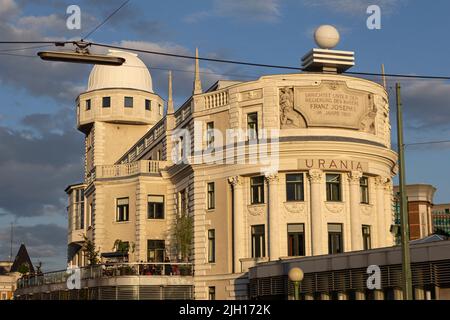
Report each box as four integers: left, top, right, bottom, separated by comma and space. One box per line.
86, 160, 167, 184
204, 90, 228, 109
17, 262, 193, 289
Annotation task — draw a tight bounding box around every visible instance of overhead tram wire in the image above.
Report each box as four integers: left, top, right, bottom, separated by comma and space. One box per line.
405, 140, 450, 147
0, 52, 37, 58
0, 44, 54, 52
1, 40, 450, 81
82, 0, 131, 40
90, 42, 450, 81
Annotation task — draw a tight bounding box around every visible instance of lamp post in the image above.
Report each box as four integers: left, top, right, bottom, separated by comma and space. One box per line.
395, 83, 413, 300
288, 267, 304, 300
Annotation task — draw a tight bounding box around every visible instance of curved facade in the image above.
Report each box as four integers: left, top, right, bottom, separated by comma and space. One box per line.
64, 51, 398, 300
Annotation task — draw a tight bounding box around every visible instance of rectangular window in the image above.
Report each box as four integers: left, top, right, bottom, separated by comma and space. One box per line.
252, 225, 266, 258
178, 189, 188, 216
287, 224, 305, 256
328, 223, 343, 254
286, 174, 304, 202
159, 104, 163, 115
250, 176, 265, 204
102, 96, 111, 108
145, 99, 151, 111
74, 189, 85, 230
147, 240, 165, 262
362, 225, 372, 250
148, 195, 164, 219
208, 229, 215, 263
156, 150, 161, 161
207, 182, 215, 210
86, 99, 91, 111
208, 287, 216, 300
80, 201, 84, 230
88, 203, 93, 227
116, 198, 129, 222
360, 176, 369, 204
206, 122, 214, 149
247, 112, 258, 140
124, 96, 133, 108
326, 174, 342, 202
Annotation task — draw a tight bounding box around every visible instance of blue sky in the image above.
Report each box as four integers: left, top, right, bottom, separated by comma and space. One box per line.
0, 0, 449, 271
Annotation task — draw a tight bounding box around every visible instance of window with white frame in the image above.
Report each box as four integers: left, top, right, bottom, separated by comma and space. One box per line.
247, 112, 258, 141
116, 198, 129, 222
207, 182, 215, 210
148, 195, 164, 219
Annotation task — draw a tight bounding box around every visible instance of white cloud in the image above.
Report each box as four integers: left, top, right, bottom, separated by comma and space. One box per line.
18, 14, 65, 31
0, 0, 19, 19
301, 0, 405, 15
401, 80, 450, 130
185, 0, 281, 23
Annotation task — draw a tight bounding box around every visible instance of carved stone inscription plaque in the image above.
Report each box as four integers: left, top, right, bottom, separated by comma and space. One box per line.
294, 81, 371, 129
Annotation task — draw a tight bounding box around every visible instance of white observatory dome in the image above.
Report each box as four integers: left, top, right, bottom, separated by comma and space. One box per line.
87, 50, 153, 92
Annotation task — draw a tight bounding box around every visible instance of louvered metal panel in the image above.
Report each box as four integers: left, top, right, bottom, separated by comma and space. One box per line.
139, 285, 162, 300
250, 259, 450, 300
99, 286, 116, 300
117, 286, 138, 300
435, 261, 450, 284
163, 286, 193, 300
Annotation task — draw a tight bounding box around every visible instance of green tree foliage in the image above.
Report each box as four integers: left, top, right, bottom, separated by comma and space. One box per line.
175, 213, 193, 262
17, 263, 30, 275
82, 235, 100, 265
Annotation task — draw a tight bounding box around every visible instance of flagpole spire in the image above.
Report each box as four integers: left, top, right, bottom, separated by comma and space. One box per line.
167, 70, 174, 114
193, 47, 202, 95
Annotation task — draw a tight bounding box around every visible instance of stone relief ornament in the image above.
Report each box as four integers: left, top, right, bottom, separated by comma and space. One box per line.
279, 87, 306, 129
228, 176, 243, 187
347, 170, 363, 184
325, 203, 344, 214
326, 81, 339, 90
240, 89, 262, 102
247, 205, 265, 216
308, 169, 324, 183
374, 176, 389, 187
361, 204, 373, 216
283, 202, 305, 214
360, 94, 377, 134
264, 172, 279, 184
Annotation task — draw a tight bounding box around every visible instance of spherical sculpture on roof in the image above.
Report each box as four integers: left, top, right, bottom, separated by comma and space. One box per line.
87, 50, 153, 92
314, 25, 340, 49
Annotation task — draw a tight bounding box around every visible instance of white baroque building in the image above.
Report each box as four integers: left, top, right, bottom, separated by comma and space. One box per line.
17, 31, 399, 300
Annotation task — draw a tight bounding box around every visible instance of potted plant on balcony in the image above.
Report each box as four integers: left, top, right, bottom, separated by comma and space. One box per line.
112, 240, 135, 275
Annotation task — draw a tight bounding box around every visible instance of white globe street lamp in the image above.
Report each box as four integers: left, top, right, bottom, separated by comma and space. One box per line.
288, 267, 304, 300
